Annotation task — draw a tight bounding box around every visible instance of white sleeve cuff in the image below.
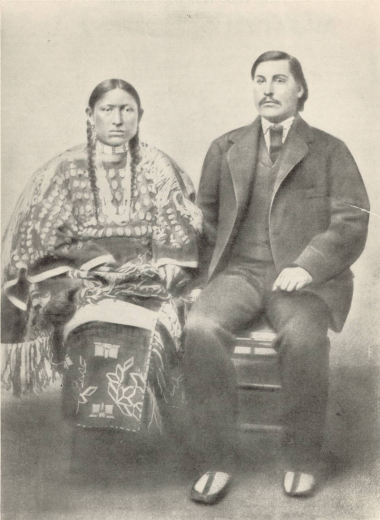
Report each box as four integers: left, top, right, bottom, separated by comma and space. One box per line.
153, 258, 198, 269
80, 255, 115, 271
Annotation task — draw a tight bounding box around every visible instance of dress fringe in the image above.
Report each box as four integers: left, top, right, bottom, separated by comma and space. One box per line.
1, 336, 59, 397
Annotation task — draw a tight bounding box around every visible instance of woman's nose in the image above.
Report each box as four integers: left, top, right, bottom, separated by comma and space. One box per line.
112, 110, 122, 125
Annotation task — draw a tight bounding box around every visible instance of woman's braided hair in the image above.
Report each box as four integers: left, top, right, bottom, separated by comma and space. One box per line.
86, 119, 99, 219
86, 79, 143, 222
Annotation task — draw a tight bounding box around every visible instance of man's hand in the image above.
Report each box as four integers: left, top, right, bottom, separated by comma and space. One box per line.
158, 265, 189, 291
272, 267, 313, 292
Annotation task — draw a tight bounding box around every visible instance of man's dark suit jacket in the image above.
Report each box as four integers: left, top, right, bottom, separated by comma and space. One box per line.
197, 115, 370, 332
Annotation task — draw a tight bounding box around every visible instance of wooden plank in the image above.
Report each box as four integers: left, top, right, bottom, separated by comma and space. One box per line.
238, 383, 282, 392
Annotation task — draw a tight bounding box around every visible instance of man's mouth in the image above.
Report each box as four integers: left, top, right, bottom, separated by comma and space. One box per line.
261, 100, 280, 106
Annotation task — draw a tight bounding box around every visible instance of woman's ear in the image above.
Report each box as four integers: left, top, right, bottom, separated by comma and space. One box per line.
138, 108, 144, 123
86, 107, 94, 124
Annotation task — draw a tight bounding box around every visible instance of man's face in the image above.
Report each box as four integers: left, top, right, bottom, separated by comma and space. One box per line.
252, 60, 304, 123
87, 88, 141, 147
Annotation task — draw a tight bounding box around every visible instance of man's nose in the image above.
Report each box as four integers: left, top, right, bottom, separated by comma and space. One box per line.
264, 82, 274, 96
112, 110, 123, 125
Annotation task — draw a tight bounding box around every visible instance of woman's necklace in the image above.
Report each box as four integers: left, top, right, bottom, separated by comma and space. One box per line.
97, 141, 129, 155
95, 141, 132, 225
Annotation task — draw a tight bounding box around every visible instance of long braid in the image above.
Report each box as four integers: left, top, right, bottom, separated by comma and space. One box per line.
86, 120, 99, 222
129, 130, 141, 194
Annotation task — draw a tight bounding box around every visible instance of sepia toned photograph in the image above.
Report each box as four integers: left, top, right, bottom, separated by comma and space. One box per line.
1, 1, 379, 519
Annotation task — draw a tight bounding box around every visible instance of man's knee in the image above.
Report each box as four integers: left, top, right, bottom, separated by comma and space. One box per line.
276, 314, 329, 360
184, 312, 233, 349
184, 309, 235, 363
185, 312, 223, 343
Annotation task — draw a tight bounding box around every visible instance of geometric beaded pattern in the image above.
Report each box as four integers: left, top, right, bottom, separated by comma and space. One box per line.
9, 143, 195, 273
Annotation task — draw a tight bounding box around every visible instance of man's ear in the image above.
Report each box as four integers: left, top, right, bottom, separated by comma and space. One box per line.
86, 107, 94, 124
297, 85, 304, 99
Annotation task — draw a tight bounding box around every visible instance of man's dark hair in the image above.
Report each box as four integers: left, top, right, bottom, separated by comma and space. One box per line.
251, 51, 309, 111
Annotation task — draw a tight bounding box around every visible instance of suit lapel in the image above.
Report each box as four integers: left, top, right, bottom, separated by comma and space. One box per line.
227, 116, 313, 211
208, 119, 260, 278
227, 117, 261, 217
271, 116, 313, 201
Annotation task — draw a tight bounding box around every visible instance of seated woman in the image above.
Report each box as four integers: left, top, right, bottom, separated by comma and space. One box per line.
2, 79, 201, 437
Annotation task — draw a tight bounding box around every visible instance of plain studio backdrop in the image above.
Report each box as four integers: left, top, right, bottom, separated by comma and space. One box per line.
1, 2, 380, 519
2, 1, 379, 363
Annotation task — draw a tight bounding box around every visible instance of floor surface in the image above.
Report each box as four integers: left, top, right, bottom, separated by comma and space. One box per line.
2, 364, 379, 520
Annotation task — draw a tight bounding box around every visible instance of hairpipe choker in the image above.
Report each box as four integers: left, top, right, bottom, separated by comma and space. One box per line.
96, 141, 129, 155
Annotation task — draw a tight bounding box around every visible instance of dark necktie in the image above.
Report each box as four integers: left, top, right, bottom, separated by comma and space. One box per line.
269, 125, 283, 164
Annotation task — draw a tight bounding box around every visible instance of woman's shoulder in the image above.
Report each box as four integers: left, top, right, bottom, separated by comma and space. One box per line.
24, 143, 86, 193
139, 142, 170, 164
51, 143, 88, 167
30, 143, 87, 179
139, 142, 195, 198
8, 144, 87, 213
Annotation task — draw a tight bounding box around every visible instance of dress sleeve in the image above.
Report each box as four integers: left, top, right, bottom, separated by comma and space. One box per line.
3, 157, 112, 310
150, 151, 202, 269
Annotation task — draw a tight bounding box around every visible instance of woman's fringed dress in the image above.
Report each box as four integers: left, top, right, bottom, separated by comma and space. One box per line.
2, 141, 202, 435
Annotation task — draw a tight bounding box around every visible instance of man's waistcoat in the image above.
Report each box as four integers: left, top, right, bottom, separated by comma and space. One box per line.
231, 132, 278, 262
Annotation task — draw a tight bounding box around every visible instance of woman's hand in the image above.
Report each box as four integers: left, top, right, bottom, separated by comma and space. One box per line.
158, 264, 190, 291
95, 260, 118, 272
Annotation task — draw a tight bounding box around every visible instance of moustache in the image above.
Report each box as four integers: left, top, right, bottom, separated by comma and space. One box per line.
260, 99, 280, 106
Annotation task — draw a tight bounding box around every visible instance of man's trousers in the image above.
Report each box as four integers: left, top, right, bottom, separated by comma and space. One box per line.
183, 261, 330, 472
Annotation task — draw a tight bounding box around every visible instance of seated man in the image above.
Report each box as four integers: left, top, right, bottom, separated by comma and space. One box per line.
184, 51, 370, 503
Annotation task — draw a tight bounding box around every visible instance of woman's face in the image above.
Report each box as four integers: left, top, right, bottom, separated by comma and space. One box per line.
87, 88, 141, 147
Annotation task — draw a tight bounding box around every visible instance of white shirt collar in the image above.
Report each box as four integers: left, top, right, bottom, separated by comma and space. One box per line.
261, 116, 295, 136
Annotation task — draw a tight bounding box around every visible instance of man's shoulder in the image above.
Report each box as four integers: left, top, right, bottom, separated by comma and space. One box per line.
211, 123, 255, 148
312, 126, 344, 144
298, 118, 347, 150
